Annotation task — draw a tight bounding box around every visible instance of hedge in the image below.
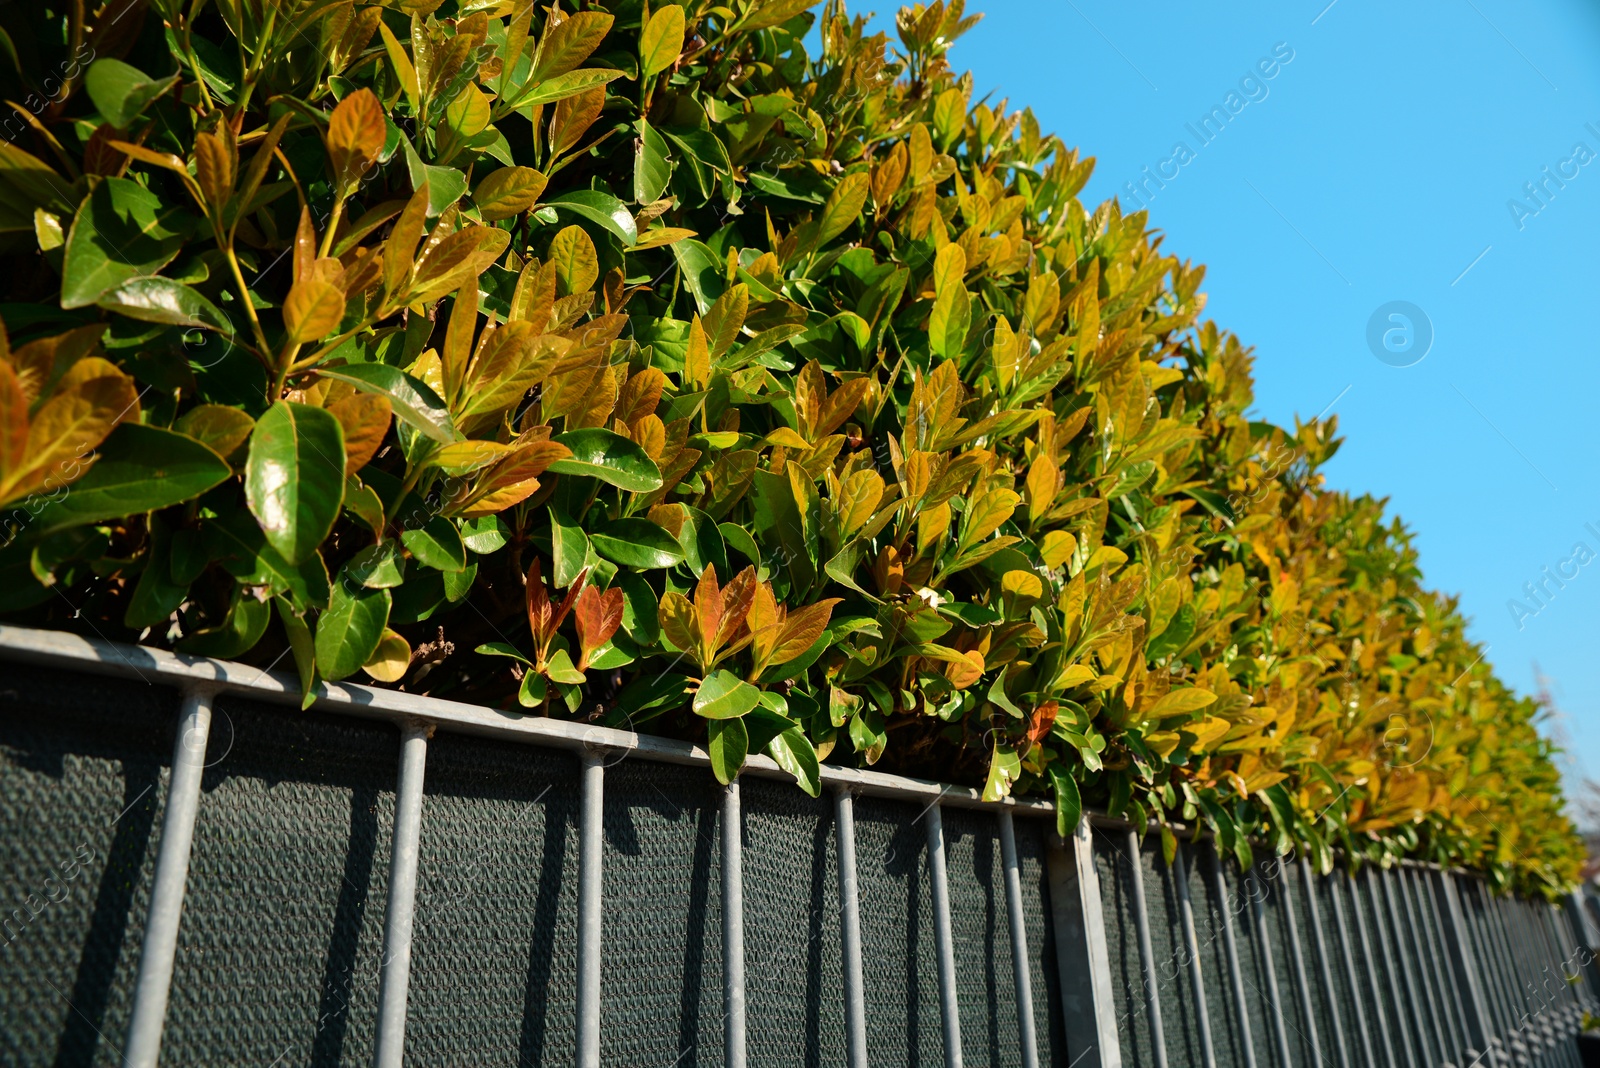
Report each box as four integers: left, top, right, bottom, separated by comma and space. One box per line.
0, 0, 1578, 894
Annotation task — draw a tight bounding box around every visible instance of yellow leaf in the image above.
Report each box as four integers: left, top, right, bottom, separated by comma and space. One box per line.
962, 488, 1018, 547
363, 628, 411, 682
640, 4, 686, 78
1148, 688, 1217, 720
4, 367, 136, 505
659, 589, 698, 653
378, 22, 422, 116
443, 84, 490, 139
685, 315, 709, 389
282, 281, 346, 345
1040, 529, 1076, 569
549, 224, 598, 297
474, 166, 548, 222
770, 598, 842, 666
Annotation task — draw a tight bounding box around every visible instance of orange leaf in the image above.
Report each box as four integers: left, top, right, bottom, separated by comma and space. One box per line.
715, 566, 758, 652
0, 360, 28, 480
573, 586, 624, 669
770, 598, 842, 666
327, 87, 386, 191
327, 393, 391, 475
694, 564, 723, 652
1026, 700, 1059, 751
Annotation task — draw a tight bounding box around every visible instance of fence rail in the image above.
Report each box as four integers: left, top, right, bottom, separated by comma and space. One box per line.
0, 623, 1595, 1068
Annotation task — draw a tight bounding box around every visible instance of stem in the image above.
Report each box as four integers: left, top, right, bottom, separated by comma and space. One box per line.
221, 238, 274, 369
317, 194, 347, 259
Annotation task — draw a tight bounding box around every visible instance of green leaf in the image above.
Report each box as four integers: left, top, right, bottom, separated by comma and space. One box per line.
669, 238, 726, 314
634, 119, 673, 204
764, 725, 820, 797
314, 581, 391, 681
548, 190, 638, 245
510, 68, 625, 109
677, 507, 729, 578
177, 592, 270, 659
245, 401, 347, 566
400, 137, 469, 216
61, 177, 188, 309
401, 515, 466, 572
84, 59, 178, 128
204, 511, 331, 610
550, 509, 591, 587
982, 741, 1021, 801
32, 423, 230, 533
96, 276, 231, 331
548, 427, 663, 491
546, 646, 586, 684
1049, 764, 1082, 839
590, 517, 684, 570
707, 716, 747, 786
477, 641, 532, 665
617, 572, 660, 644
610, 671, 690, 724
461, 516, 509, 553
317, 363, 456, 443
693, 669, 761, 720
275, 597, 317, 709
347, 540, 406, 588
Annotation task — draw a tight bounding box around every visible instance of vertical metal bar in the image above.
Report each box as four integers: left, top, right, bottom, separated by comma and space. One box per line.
723, 781, 746, 1068
1171, 843, 1216, 1068
1300, 860, 1351, 1068
1427, 869, 1472, 1061
1045, 819, 1122, 1068
927, 804, 963, 1068
835, 788, 869, 1068
1369, 871, 1421, 1068
1399, 868, 1454, 1066
575, 753, 603, 1068
1439, 872, 1498, 1066
1329, 871, 1378, 1068
1209, 845, 1257, 1068
1349, 871, 1400, 1068
1125, 829, 1167, 1068
374, 720, 428, 1068
997, 812, 1040, 1068
1277, 859, 1323, 1068
1246, 869, 1294, 1068
1563, 891, 1600, 1003
123, 685, 215, 1068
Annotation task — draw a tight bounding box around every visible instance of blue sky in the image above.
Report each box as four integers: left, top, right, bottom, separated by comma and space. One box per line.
856, 0, 1600, 812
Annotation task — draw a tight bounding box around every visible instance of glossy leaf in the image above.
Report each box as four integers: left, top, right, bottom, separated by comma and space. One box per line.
245, 402, 347, 565
548, 428, 663, 491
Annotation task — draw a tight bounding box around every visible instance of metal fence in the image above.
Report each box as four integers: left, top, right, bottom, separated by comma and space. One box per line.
0, 623, 1596, 1068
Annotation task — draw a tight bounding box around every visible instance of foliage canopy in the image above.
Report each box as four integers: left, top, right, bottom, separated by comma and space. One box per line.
0, 0, 1579, 893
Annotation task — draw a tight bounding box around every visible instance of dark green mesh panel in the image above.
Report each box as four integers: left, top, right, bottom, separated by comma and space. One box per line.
164, 694, 399, 1066
599, 760, 724, 1067
0, 663, 175, 1068
737, 776, 843, 1068
853, 795, 944, 1067
1190, 842, 1246, 1068
1381, 873, 1442, 1068
407, 733, 580, 1066
1009, 816, 1064, 1065
1092, 828, 1160, 1068
1411, 872, 1467, 1065
1138, 837, 1203, 1067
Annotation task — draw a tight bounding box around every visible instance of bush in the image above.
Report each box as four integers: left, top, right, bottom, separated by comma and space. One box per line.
0, 0, 1578, 893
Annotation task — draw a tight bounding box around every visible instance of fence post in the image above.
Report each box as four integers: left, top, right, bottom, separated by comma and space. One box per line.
926, 804, 963, 1068
575, 752, 604, 1068
835, 788, 869, 1068
122, 684, 217, 1068
997, 811, 1041, 1068
373, 720, 429, 1068
1044, 818, 1121, 1068
1171, 843, 1216, 1068
722, 781, 746, 1068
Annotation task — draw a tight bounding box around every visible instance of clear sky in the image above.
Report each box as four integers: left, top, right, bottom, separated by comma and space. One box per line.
852, 0, 1600, 813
